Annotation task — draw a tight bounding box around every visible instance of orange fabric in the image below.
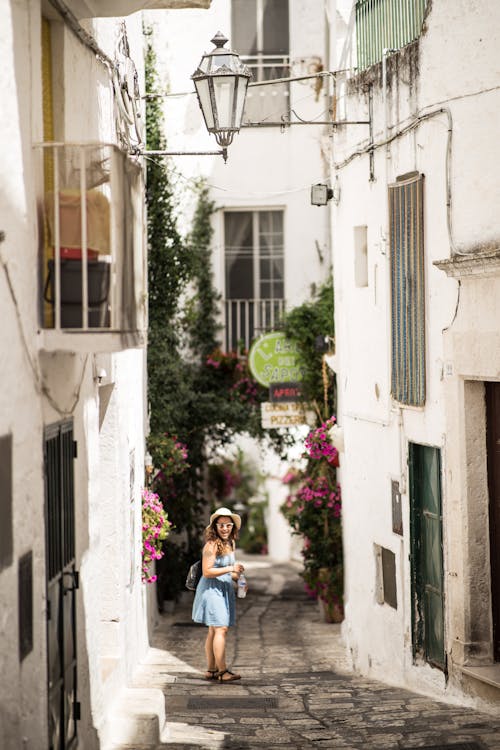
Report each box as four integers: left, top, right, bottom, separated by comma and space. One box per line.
45, 189, 111, 255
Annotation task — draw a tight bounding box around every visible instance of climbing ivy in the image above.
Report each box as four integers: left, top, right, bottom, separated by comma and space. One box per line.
283, 278, 336, 421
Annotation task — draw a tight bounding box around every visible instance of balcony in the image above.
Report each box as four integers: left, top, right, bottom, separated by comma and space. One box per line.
69, 1, 210, 19
355, 0, 428, 70
224, 298, 286, 352
241, 56, 291, 126
36, 142, 146, 353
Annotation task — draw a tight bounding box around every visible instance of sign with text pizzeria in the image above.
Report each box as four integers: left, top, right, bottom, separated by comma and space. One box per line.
249, 332, 308, 428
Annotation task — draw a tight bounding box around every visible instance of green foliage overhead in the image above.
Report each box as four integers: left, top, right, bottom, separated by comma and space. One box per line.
283, 278, 335, 421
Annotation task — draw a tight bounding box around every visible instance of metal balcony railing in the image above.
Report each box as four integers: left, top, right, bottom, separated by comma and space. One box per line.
241, 55, 291, 125
356, 0, 428, 70
36, 143, 146, 342
224, 298, 286, 352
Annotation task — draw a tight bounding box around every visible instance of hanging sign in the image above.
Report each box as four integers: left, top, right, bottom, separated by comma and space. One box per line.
248, 332, 306, 388
261, 401, 308, 428
269, 382, 303, 403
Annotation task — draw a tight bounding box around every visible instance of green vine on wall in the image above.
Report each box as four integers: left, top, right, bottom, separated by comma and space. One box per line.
283, 278, 335, 422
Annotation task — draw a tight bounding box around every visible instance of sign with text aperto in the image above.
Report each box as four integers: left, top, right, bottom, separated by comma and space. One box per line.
248, 332, 306, 388
269, 382, 303, 403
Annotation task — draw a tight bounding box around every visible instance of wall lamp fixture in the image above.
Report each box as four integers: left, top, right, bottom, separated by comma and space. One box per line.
311, 184, 333, 206
311, 176, 341, 207
139, 41, 370, 162
138, 33, 251, 163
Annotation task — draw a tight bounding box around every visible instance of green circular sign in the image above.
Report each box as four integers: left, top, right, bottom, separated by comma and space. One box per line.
248, 332, 306, 387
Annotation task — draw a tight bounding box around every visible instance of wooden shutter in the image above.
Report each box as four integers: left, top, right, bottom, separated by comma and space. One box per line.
389, 173, 425, 406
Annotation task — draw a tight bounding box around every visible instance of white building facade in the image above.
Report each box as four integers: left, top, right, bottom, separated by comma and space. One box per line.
331, 0, 500, 710
0, 1, 207, 748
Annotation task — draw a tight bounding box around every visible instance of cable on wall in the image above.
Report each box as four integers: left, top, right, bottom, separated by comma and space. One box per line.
0, 247, 89, 417
47, 0, 114, 69
333, 106, 474, 257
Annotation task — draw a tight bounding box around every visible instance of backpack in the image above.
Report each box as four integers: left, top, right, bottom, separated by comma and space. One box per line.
185, 560, 202, 591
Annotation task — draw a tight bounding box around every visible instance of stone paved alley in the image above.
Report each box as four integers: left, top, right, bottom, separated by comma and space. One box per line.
107, 556, 500, 750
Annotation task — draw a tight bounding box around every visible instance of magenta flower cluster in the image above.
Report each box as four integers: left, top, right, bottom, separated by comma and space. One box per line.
141, 489, 172, 584
230, 376, 259, 404
205, 349, 240, 371
159, 436, 188, 479
304, 416, 339, 466
284, 475, 342, 519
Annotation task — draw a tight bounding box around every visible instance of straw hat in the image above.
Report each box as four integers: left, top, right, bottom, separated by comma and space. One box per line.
209, 507, 242, 530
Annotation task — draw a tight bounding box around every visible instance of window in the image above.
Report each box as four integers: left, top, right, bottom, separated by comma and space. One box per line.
389, 173, 425, 406
354, 225, 368, 287
232, 0, 290, 124
224, 210, 285, 350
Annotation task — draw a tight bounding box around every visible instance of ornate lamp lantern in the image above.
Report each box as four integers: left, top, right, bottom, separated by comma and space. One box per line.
192, 32, 251, 161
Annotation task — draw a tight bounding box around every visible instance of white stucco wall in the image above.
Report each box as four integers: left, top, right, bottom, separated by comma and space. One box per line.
332, 0, 500, 708
0, 3, 52, 746
0, 4, 149, 747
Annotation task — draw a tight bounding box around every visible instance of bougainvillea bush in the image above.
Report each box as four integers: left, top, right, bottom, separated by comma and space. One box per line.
280, 415, 343, 619
141, 489, 172, 583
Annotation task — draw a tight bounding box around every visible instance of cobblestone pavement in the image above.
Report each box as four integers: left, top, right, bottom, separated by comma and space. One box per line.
112, 556, 500, 750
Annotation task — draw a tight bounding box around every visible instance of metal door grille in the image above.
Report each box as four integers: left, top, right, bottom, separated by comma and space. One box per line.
389, 174, 425, 406
45, 420, 78, 749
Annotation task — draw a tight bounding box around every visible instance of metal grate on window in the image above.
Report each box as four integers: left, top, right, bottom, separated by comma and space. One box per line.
0, 434, 13, 572
389, 174, 425, 406
44, 420, 75, 581
356, 0, 428, 70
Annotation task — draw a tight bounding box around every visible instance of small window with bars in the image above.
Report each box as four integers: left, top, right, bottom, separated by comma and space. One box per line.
389, 173, 425, 407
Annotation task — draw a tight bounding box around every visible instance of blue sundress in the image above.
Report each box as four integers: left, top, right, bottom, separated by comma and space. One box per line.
192, 551, 236, 627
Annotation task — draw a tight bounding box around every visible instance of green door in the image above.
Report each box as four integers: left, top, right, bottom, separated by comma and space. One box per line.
409, 443, 446, 670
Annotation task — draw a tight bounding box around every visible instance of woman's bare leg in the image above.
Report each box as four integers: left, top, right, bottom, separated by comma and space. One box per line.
212, 626, 228, 672
204, 626, 217, 676
213, 626, 240, 680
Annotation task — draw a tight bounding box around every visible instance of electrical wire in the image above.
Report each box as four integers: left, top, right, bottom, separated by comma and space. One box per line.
334, 105, 474, 257
0, 251, 89, 416
142, 154, 312, 198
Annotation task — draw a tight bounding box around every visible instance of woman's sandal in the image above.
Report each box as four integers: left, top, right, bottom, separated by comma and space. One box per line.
218, 669, 241, 682
204, 669, 218, 681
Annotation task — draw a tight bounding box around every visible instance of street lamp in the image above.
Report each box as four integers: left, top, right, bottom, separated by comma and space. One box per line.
192, 32, 252, 161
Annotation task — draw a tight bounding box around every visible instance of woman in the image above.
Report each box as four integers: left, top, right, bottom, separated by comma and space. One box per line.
192, 507, 246, 682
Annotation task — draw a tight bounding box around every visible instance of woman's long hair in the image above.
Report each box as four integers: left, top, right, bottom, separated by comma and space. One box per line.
204, 520, 239, 556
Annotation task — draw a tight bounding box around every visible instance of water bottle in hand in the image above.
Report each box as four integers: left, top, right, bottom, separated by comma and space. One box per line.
237, 573, 247, 598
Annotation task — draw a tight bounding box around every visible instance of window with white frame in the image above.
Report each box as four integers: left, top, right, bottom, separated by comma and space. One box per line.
231, 0, 290, 124
224, 210, 285, 351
